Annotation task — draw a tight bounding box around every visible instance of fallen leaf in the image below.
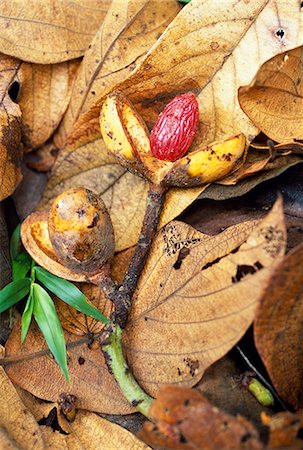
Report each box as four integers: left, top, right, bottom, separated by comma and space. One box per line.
196, 356, 270, 431
124, 197, 286, 397
239, 47, 303, 143
25, 141, 59, 172
19, 60, 80, 149
56, 283, 113, 336
0, 55, 23, 200
40, 138, 207, 251
200, 155, 303, 201
254, 241, 303, 409
73, 0, 303, 149
4, 320, 134, 414
55, 0, 181, 147
0, 0, 111, 64
138, 386, 262, 449
0, 346, 44, 449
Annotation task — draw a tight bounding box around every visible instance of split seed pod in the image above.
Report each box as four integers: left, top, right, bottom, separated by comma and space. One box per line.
100, 92, 247, 187
48, 188, 115, 275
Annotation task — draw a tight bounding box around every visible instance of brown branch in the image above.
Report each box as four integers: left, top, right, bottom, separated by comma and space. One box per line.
114, 183, 166, 328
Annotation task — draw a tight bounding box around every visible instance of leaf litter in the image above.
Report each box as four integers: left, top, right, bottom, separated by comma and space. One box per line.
0, 0, 303, 448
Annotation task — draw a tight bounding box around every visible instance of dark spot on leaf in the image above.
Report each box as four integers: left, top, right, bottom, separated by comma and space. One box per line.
231, 245, 240, 254
77, 208, 85, 218
91, 91, 95, 95
241, 433, 252, 443
184, 399, 190, 407
131, 399, 143, 407
78, 356, 85, 365
179, 433, 187, 444
8, 81, 21, 103
107, 131, 113, 139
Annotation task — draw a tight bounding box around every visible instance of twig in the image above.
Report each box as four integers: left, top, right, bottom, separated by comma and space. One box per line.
114, 183, 166, 327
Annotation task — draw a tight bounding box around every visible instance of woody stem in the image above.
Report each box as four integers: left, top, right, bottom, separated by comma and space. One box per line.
114, 183, 166, 327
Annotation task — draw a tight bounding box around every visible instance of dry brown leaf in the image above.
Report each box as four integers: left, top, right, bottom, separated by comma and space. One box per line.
0, 346, 44, 449
239, 47, 303, 143
19, 60, 79, 149
0, 55, 22, 200
55, 0, 181, 147
25, 142, 59, 172
4, 320, 134, 415
200, 154, 303, 201
0, 0, 111, 64
40, 138, 207, 251
254, 241, 303, 410
124, 198, 286, 397
56, 283, 113, 336
139, 386, 262, 449
73, 0, 303, 149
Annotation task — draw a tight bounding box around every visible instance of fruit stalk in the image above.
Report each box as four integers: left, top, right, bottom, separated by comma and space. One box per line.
114, 183, 166, 327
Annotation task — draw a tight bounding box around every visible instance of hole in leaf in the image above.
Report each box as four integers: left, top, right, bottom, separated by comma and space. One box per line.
232, 261, 263, 283
241, 433, 252, 443
297, 428, 303, 440
173, 247, 190, 270
38, 407, 68, 435
179, 433, 187, 444
8, 81, 20, 103
276, 28, 285, 39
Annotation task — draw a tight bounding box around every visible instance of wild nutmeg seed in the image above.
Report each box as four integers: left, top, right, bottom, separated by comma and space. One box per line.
150, 92, 199, 161
48, 187, 115, 275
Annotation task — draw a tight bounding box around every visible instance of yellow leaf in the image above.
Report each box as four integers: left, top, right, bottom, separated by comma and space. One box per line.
239, 47, 303, 143
0, 0, 111, 64
54, 0, 181, 147
123, 198, 286, 397
19, 60, 79, 149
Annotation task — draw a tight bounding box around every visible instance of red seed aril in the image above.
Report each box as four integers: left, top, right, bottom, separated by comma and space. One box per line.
150, 92, 199, 162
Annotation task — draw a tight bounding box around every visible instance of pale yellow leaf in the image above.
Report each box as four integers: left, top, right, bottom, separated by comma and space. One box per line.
19, 59, 80, 149
239, 46, 303, 143
0, 0, 111, 64
54, 0, 181, 147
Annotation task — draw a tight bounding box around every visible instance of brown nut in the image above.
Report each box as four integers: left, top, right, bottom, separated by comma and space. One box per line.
48, 188, 115, 275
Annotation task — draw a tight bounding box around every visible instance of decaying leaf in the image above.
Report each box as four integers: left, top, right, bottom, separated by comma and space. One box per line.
0, 55, 22, 200
124, 198, 286, 397
18, 59, 80, 149
254, 241, 303, 410
139, 386, 262, 449
73, 0, 303, 149
0, 0, 111, 64
4, 320, 134, 415
239, 47, 303, 143
0, 346, 44, 449
55, 0, 181, 147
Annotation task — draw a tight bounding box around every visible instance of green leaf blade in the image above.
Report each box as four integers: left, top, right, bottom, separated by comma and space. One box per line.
12, 252, 32, 281
21, 291, 34, 343
0, 278, 31, 313
32, 283, 69, 382
35, 267, 109, 324
10, 224, 22, 260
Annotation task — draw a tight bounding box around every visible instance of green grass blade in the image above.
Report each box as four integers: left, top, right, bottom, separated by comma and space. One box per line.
21, 291, 34, 343
35, 267, 109, 323
12, 252, 32, 281
0, 278, 31, 313
32, 284, 69, 382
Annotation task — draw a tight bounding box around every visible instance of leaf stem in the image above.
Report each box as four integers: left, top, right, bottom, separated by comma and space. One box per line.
101, 322, 153, 417
114, 183, 166, 327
